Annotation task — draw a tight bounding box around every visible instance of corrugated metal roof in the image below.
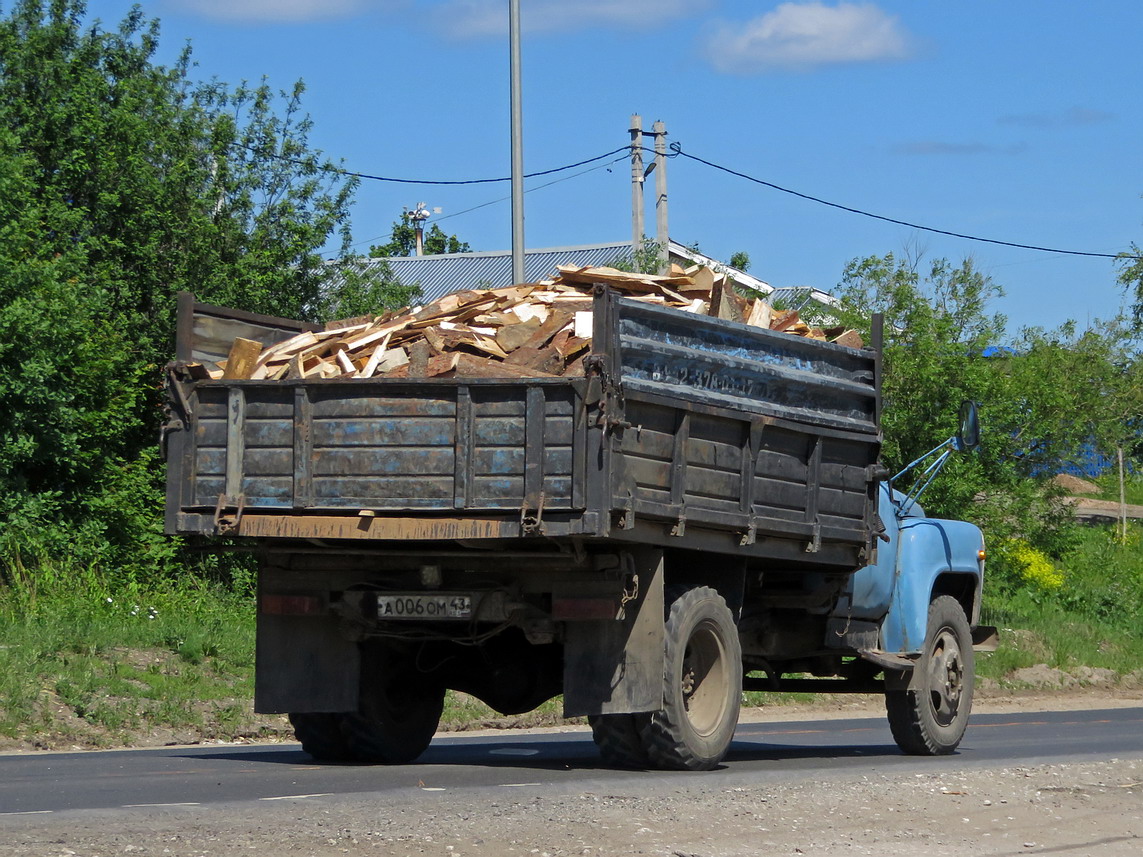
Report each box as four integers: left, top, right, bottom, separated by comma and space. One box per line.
340, 241, 638, 304
768, 286, 839, 314
334, 240, 783, 305
324, 240, 838, 317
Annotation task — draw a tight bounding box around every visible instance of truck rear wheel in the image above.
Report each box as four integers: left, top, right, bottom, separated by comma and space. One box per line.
341, 645, 446, 764
289, 712, 351, 761
885, 595, 975, 755
588, 713, 651, 768
640, 585, 742, 771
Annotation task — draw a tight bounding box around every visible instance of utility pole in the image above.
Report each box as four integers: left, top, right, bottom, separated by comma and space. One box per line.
629, 114, 644, 258
407, 202, 432, 256
653, 120, 669, 274
509, 0, 525, 285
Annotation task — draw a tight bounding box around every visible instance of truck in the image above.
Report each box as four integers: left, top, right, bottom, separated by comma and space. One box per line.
163, 285, 996, 771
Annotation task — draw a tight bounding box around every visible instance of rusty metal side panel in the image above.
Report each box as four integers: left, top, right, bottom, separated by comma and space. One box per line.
236, 514, 521, 541
613, 295, 878, 434
183, 380, 582, 517
176, 292, 318, 369
585, 289, 880, 565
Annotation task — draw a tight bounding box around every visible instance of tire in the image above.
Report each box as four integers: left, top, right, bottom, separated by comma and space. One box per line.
588, 713, 652, 769
640, 586, 742, 771
885, 595, 975, 755
340, 648, 445, 764
289, 712, 352, 762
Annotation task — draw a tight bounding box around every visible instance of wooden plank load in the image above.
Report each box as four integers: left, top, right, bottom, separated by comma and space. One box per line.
207, 264, 864, 381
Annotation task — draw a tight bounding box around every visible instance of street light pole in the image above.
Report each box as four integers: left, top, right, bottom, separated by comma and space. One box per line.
509, 0, 525, 285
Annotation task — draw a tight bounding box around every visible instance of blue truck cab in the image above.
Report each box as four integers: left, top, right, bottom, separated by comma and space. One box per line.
829, 404, 997, 754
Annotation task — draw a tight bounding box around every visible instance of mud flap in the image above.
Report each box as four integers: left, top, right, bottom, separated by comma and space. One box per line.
562, 548, 665, 717
255, 614, 359, 713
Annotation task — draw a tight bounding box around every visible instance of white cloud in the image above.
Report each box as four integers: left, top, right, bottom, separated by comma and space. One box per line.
700, 2, 913, 74
169, 0, 377, 24
429, 0, 712, 39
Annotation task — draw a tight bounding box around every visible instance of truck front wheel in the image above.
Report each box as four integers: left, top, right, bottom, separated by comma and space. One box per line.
640, 585, 742, 771
885, 595, 975, 755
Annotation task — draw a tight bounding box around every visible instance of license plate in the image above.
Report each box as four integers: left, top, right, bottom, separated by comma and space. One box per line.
375, 594, 473, 620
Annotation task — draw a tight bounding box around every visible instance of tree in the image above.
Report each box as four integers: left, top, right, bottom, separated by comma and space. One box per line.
729, 251, 750, 272
0, 0, 392, 577
828, 253, 1132, 562
1118, 243, 1143, 329
369, 213, 470, 258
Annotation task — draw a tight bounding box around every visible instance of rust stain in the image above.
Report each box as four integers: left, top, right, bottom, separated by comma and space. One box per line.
236, 514, 512, 540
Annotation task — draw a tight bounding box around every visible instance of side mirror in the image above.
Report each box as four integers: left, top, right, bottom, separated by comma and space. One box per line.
956, 400, 980, 451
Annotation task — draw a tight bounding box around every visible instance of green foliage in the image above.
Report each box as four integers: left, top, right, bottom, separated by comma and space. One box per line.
980, 522, 1143, 682
833, 252, 1140, 561
316, 256, 421, 320
0, 565, 261, 744
0, 0, 383, 583
608, 236, 665, 274
1119, 242, 1143, 329
369, 214, 470, 257
729, 250, 751, 272
1000, 539, 1064, 591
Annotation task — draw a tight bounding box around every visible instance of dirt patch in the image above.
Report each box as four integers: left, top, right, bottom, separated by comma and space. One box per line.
1052, 474, 1101, 495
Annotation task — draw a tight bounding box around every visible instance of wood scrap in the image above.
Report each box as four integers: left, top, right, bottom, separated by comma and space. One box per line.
222, 338, 262, 380
831, 329, 864, 349
407, 340, 431, 378
207, 262, 865, 385
745, 298, 772, 330
496, 317, 542, 352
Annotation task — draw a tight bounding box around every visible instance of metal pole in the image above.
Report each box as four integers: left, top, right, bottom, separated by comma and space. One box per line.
509, 0, 525, 284
629, 114, 644, 258
653, 120, 669, 274
1119, 445, 1127, 540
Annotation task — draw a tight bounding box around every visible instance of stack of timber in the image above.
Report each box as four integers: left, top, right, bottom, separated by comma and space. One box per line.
206, 264, 864, 382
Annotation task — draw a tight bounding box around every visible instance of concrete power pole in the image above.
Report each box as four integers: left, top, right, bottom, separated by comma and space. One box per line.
653, 120, 669, 274
629, 114, 645, 258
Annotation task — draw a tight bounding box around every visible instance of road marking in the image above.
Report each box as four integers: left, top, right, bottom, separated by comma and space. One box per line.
258, 793, 333, 801
0, 811, 53, 816
421, 787, 447, 792
122, 802, 201, 808
489, 747, 540, 756
501, 783, 542, 788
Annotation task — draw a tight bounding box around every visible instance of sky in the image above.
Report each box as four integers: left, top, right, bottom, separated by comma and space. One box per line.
81, 0, 1143, 334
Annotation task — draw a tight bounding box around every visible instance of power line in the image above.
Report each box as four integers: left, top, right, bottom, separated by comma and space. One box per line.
668, 143, 1138, 261
339, 154, 628, 252
238, 142, 630, 186
299, 137, 1138, 263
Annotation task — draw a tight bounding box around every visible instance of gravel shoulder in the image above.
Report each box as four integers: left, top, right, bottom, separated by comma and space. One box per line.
3, 755, 1141, 856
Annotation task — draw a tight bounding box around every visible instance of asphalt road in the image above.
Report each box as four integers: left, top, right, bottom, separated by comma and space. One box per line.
2, 707, 1141, 817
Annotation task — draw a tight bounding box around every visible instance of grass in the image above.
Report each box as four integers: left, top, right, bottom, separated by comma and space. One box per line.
0, 576, 269, 747
1, 520, 1139, 748
979, 521, 1143, 687
1092, 471, 1143, 506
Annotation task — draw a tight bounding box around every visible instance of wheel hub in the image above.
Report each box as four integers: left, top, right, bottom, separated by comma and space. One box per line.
928, 628, 964, 727
680, 621, 728, 737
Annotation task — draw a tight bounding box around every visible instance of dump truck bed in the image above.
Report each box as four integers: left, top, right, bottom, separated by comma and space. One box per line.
165, 288, 882, 568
